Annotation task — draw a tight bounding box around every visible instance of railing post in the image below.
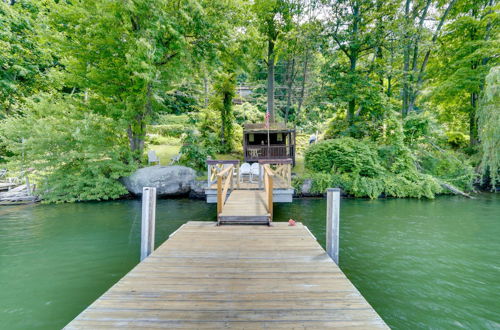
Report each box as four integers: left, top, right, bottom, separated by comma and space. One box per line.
258, 164, 262, 189
236, 163, 240, 189
230, 168, 234, 191
326, 188, 340, 265
287, 164, 292, 187
217, 175, 222, 215
141, 187, 156, 261
207, 163, 211, 188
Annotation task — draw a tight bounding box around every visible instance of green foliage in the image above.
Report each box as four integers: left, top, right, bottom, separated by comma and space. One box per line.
304, 137, 444, 198
179, 130, 215, 171
477, 66, 500, 188
212, 72, 237, 153
418, 149, 475, 191
403, 112, 435, 144
445, 131, 469, 149
155, 114, 190, 126
0, 1, 53, 115
148, 124, 186, 138
305, 137, 384, 177
45, 0, 231, 158
0, 96, 134, 203
233, 103, 264, 124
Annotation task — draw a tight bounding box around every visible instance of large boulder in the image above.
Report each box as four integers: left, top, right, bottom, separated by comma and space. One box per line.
122, 165, 196, 196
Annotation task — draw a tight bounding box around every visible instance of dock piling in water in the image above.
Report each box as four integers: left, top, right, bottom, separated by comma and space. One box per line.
326, 188, 340, 265
140, 187, 156, 261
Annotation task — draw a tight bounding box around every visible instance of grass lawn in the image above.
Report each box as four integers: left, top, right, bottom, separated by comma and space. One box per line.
147, 135, 181, 166
293, 155, 305, 176
149, 144, 181, 165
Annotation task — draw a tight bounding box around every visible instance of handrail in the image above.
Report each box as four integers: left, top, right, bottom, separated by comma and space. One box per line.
217, 165, 233, 178
207, 160, 240, 189
217, 164, 234, 215
263, 164, 274, 221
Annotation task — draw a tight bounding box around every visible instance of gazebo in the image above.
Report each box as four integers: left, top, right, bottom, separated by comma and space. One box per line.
242, 123, 296, 165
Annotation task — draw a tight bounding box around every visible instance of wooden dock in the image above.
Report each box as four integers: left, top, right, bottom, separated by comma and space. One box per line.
66, 222, 387, 329
219, 190, 269, 224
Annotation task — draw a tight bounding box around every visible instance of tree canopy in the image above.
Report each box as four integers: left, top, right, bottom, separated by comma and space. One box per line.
0, 0, 498, 201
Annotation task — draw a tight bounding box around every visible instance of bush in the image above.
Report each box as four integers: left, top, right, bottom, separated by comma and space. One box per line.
0, 96, 134, 203
418, 148, 475, 191
305, 137, 384, 177
234, 103, 264, 124
445, 131, 469, 149
178, 130, 215, 171
303, 137, 444, 198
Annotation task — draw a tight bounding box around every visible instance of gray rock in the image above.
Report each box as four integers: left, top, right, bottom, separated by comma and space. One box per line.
189, 179, 207, 199
122, 165, 196, 196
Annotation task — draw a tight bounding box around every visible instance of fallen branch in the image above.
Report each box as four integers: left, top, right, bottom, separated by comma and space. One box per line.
439, 180, 475, 199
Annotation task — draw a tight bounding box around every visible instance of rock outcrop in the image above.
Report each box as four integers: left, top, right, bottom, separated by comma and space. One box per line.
122, 165, 196, 196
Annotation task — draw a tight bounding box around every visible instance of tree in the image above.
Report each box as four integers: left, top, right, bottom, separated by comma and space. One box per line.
0, 95, 134, 202
0, 1, 53, 116
212, 72, 237, 153
48, 0, 230, 160
252, 0, 298, 122
322, 0, 395, 125
400, 0, 457, 117
477, 66, 500, 188
429, 0, 499, 146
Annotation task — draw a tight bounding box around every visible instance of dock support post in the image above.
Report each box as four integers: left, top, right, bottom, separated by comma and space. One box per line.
326, 188, 340, 265
141, 187, 156, 261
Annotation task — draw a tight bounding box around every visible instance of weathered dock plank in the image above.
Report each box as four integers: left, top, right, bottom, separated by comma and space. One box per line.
65, 222, 388, 329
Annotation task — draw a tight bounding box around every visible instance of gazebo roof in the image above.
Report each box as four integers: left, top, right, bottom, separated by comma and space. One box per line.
243, 122, 295, 133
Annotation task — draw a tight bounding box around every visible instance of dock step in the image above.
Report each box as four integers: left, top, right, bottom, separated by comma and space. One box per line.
218, 214, 270, 225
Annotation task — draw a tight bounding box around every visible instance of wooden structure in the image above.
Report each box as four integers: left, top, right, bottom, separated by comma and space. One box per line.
65, 221, 388, 329
243, 123, 296, 165
216, 163, 275, 225
205, 159, 294, 203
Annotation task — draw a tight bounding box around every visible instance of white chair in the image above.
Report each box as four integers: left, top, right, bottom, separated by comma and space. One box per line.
170, 153, 182, 165
148, 150, 160, 165
250, 163, 261, 183
239, 163, 251, 183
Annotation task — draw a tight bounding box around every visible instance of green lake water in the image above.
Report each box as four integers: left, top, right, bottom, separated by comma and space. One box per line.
1, 195, 499, 329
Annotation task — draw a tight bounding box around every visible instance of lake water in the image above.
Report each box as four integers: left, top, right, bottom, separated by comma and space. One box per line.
1, 195, 499, 329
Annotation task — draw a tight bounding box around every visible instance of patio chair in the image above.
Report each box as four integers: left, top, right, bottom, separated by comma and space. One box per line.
239, 163, 251, 183
148, 150, 160, 165
250, 163, 261, 183
170, 153, 182, 165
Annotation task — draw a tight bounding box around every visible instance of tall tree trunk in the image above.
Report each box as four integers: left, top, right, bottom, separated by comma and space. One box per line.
415, 0, 457, 95
470, 92, 479, 147
203, 74, 209, 108
401, 0, 412, 117
296, 51, 309, 122
267, 39, 275, 123
284, 58, 296, 123
128, 83, 152, 160
347, 55, 357, 125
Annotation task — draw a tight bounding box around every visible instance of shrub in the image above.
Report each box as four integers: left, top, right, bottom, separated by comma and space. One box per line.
178, 130, 215, 171
305, 137, 384, 177
234, 103, 264, 124
0, 96, 134, 203
418, 148, 475, 191
445, 131, 469, 149
303, 136, 444, 198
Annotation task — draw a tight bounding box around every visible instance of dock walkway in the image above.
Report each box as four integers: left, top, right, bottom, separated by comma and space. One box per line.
66, 221, 387, 329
